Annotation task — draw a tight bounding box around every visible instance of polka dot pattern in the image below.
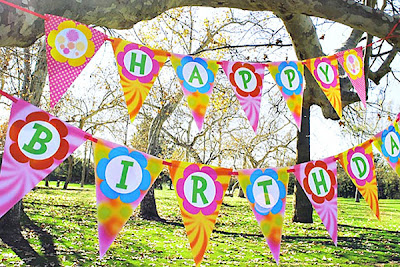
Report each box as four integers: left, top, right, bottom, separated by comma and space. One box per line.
45, 14, 107, 107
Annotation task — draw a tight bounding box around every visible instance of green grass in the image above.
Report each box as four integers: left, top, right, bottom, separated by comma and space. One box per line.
1, 183, 399, 266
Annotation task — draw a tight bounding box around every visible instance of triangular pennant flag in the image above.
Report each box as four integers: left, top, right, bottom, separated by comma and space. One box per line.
220, 61, 264, 133
93, 138, 164, 257
237, 167, 289, 264
338, 140, 379, 219
0, 98, 87, 218
336, 47, 366, 108
294, 156, 338, 244
111, 38, 169, 122
267, 61, 305, 130
373, 120, 400, 177
171, 54, 219, 131
305, 55, 342, 118
45, 14, 107, 107
168, 161, 231, 266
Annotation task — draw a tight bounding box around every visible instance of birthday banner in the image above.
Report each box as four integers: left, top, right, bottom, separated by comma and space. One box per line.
0, 91, 399, 265
34, 14, 371, 132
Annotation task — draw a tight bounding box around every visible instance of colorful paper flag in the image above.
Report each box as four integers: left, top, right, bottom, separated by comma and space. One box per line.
337, 47, 366, 108
111, 38, 169, 122
373, 121, 400, 176
0, 98, 87, 218
220, 61, 264, 133
237, 167, 289, 264
294, 157, 338, 244
45, 14, 107, 107
168, 161, 231, 266
305, 55, 342, 118
93, 138, 164, 257
338, 140, 379, 219
171, 54, 219, 131
267, 61, 304, 130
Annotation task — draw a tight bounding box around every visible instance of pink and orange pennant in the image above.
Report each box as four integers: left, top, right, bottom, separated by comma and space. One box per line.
171, 54, 219, 131
338, 140, 379, 219
168, 161, 231, 266
111, 38, 169, 122
0, 98, 87, 218
294, 156, 338, 244
305, 55, 342, 118
337, 47, 366, 108
45, 14, 107, 107
93, 138, 164, 257
267, 61, 305, 130
237, 167, 289, 264
220, 61, 264, 133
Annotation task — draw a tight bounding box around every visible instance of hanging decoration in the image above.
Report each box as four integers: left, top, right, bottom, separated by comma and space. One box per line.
237, 167, 289, 264
267, 61, 305, 130
220, 61, 264, 133
305, 55, 342, 118
294, 156, 338, 244
373, 120, 400, 176
0, 98, 87, 218
337, 140, 379, 219
45, 14, 107, 107
168, 161, 231, 266
337, 47, 367, 108
93, 138, 164, 257
111, 38, 169, 122
171, 54, 219, 131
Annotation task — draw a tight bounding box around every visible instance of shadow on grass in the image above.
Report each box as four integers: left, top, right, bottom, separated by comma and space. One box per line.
161, 219, 400, 264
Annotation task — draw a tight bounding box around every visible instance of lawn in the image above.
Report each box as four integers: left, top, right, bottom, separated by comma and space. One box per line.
0, 182, 399, 266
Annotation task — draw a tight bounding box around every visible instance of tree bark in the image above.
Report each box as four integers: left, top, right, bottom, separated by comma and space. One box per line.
63, 155, 74, 190
80, 141, 88, 188
292, 107, 313, 223
1, 0, 400, 48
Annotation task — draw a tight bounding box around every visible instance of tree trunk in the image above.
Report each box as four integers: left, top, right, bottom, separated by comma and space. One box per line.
63, 156, 74, 190
355, 188, 360, 202
80, 141, 88, 188
45, 176, 49, 187
292, 107, 313, 223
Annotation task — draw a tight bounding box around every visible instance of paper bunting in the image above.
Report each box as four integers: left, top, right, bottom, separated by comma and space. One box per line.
267, 61, 305, 130
111, 38, 169, 122
294, 156, 338, 244
337, 47, 366, 108
338, 140, 379, 219
0, 98, 87, 218
171, 54, 219, 131
373, 120, 400, 177
220, 61, 264, 133
168, 161, 231, 266
93, 138, 164, 257
305, 55, 342, 118
45, 14, 107, 107
237, 167, 289, 264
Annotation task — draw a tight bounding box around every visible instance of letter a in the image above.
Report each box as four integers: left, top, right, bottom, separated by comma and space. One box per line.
188, 65, 204, 85
390, 135, 400, 155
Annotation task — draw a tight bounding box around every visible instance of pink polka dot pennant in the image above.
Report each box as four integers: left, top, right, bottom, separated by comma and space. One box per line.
44, 14, 107, 107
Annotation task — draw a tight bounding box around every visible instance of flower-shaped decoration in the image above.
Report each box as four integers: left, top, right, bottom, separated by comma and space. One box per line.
9, 111, 69, 170
275, 61, 303, 96
346, 146, 373, 186
229, 62, 262, 97
313, 57, 338, 89
47, 20, 95, 67
116, 43, 160, 83
176, 164, 223, 215
303, 160, 336, 204
381, 125, 400, 163
246, 169, 286, 216
343, 50, 362, 80
176, 56, 214, 94
97, 147, 151, 204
